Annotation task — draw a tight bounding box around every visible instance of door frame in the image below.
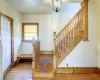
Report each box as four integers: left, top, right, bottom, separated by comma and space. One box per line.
0, 12, 14, 67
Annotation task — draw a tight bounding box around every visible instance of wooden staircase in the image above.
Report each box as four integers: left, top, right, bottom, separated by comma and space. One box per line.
32, 0, 88, 78
55, 8, 84, 66
32, 40, 56, 78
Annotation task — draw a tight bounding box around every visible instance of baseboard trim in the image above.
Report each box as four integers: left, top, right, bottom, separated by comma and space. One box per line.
3, 60, 18, 80
41, 51, 53, 54
57, 67, 98, 74
14, 60, 17, 67
98, 68, 100, 74
3, 64, 12, 80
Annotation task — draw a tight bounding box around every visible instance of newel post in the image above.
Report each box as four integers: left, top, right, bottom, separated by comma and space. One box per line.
32, 43, 36, 69
81, 0, 88, 41
53, 32, 57, 70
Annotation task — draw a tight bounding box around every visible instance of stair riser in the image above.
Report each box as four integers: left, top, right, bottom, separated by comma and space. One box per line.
33, 72, 55, 78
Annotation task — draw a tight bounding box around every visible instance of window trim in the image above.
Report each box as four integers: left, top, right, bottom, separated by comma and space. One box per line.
22, 23, 39, 42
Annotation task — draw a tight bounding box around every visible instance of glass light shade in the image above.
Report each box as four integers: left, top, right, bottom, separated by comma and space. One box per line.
52, 0, 62, 12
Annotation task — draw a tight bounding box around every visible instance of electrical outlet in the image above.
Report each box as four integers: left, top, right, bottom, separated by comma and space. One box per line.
72, 70, 74, 73
66, 63, 68, 67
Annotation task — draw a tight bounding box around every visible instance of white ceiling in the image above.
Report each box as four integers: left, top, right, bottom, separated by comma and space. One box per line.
5, 0, 82, 14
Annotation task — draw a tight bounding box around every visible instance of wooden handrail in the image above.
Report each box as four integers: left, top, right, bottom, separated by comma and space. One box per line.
32, 39, 40, 69
33, 41, 40, 62
56, 8, 83, 37
54, 7, 84, 60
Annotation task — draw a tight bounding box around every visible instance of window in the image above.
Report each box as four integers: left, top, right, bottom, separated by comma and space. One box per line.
22, 23, 39, 41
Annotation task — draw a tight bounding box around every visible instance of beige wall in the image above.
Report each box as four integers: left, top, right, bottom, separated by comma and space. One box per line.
0, 0, 22, 62
58, 0, 98, 67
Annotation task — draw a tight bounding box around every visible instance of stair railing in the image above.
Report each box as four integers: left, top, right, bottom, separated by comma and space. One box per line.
32, 38, 40, 69
53, 8, 83, 59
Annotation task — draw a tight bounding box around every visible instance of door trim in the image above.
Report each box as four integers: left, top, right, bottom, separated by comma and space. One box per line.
0, 12, 14, 67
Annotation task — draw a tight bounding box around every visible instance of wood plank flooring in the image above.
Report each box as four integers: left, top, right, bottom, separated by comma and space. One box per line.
5, 62, 32, 80
5, 62, 100, 80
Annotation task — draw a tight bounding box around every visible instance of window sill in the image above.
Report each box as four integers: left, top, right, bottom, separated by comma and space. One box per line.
22, 40, 32, 43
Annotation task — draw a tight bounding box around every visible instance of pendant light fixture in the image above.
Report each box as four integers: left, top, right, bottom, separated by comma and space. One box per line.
52, 0, 62, 12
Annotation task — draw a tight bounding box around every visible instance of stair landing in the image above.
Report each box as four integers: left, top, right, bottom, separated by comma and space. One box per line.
17, 54, 32, 64
32, 54, 56, 78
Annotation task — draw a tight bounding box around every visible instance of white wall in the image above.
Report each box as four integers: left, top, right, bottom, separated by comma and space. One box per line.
0, 46, 3, 80
58, 0, 98, 67
20, 42, 33, 54
52, 3, 81, 33
0, 0, 22, 61
22, 14, 53, 51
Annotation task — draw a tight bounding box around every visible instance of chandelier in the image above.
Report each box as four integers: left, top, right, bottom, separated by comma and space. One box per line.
52, 0, 62, 12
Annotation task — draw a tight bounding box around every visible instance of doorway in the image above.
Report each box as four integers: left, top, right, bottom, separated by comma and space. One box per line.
0, 12, 14, 69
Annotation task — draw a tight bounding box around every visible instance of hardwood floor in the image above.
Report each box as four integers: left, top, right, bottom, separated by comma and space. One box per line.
5, 62, 32, 80
5, 62, 100, 80
55, 73, 100, 80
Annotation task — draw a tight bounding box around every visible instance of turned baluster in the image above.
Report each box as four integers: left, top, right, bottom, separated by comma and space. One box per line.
77, 16, 79, 36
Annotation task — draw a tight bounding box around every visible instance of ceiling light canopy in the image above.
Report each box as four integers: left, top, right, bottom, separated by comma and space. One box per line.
52, 0, 62, 12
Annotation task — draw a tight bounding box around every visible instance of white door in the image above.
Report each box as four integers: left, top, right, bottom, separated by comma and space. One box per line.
1, 15, 11, 72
